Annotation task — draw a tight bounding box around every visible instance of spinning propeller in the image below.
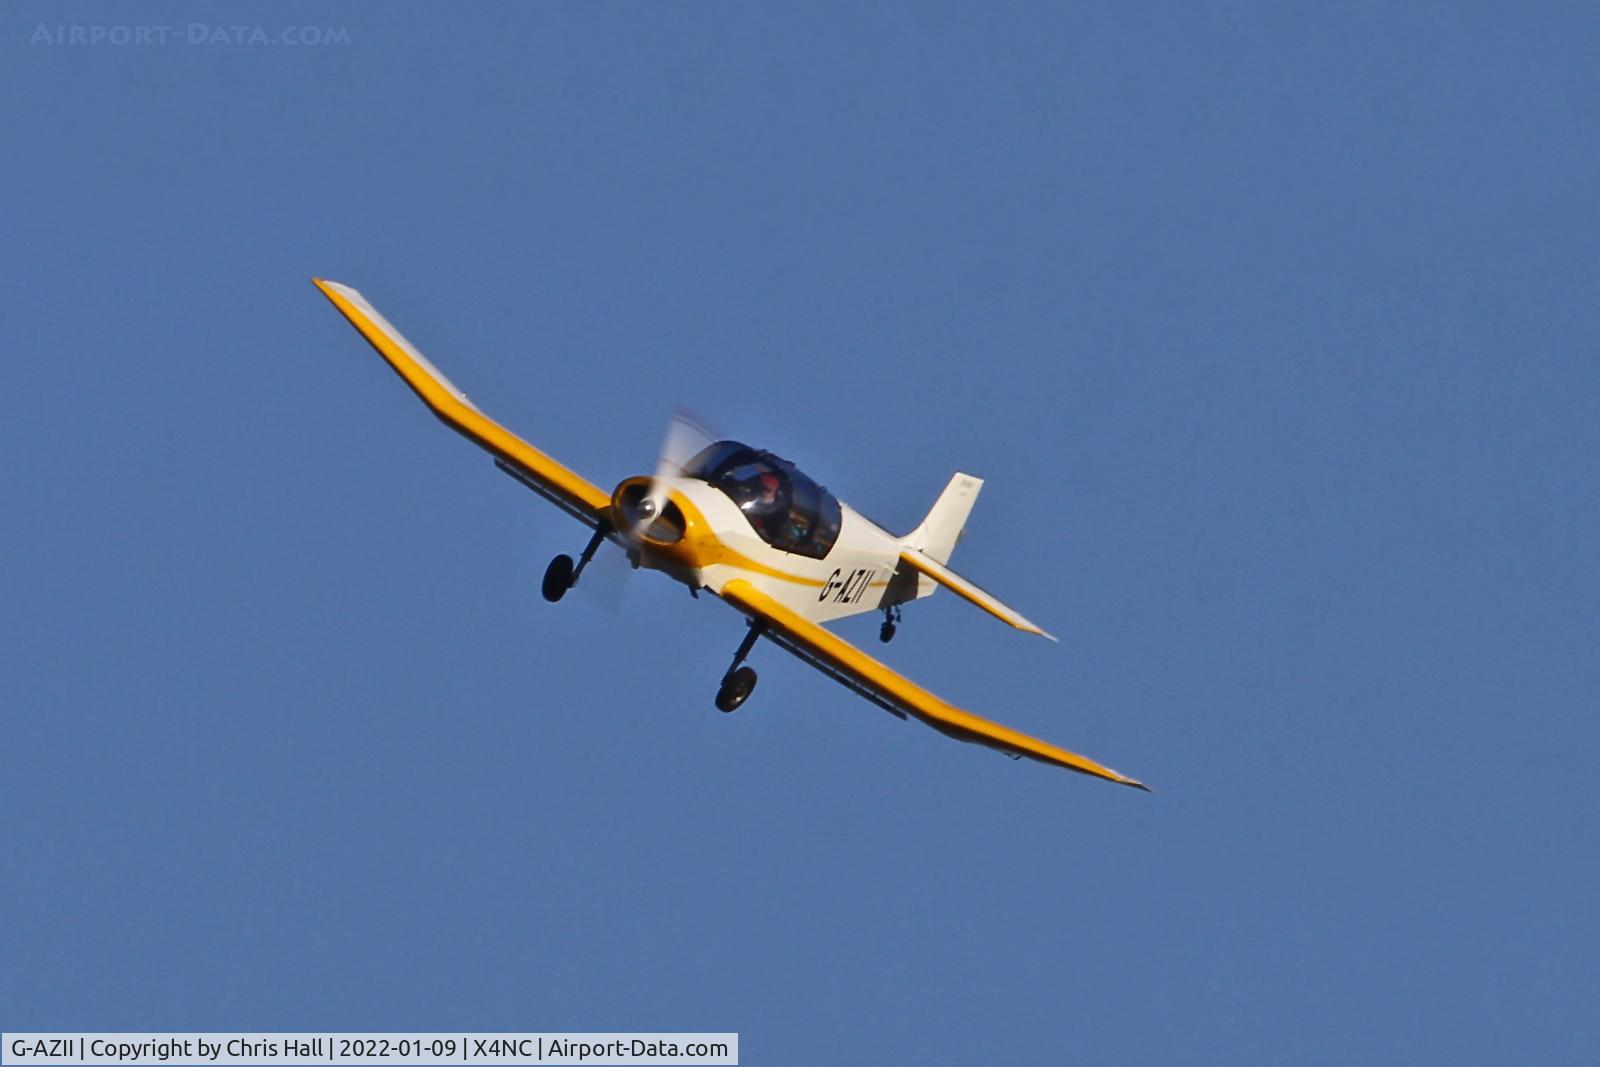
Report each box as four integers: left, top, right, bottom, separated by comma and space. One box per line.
620, 408, 716, 545
547, 408, 717, 606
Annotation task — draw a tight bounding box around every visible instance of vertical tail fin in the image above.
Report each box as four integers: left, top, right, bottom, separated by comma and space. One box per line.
905, 473, 983, 565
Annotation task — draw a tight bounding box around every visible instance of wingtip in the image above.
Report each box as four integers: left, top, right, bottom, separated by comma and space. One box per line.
1125, 778, 1153, 793
1020, 621, 1058, 642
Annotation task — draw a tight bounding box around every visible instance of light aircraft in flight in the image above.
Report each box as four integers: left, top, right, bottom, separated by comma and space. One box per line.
312, 279, 1148, 790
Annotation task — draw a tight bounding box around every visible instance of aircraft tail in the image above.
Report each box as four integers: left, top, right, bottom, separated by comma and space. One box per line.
893, 472, 1053, 639
904, 473, 982, 565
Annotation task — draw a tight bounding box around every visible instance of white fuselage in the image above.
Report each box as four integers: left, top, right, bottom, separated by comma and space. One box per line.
638, 476, 914, 624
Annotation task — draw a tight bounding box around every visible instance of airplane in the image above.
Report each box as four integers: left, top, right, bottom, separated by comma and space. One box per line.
312, 279, 1148, 791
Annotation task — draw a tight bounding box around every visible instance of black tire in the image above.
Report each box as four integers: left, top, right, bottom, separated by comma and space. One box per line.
541, 554, 575, 602
879, 622, 896, 644
715, 666, 758, 713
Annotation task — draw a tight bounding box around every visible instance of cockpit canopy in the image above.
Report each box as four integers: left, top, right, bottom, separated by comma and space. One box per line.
682, 440, 843, 560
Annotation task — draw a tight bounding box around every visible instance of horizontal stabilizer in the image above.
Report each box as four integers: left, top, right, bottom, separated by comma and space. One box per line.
899, 549, 1056, 640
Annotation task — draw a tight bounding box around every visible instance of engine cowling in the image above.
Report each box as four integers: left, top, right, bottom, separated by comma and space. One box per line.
610, 476, 687, 545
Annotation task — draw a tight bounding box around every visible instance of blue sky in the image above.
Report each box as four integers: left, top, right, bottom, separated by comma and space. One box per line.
3, 3, 1597, 1064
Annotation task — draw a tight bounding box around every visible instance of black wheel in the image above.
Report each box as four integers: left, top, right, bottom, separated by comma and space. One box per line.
541, 554, 575, 602
715, 666, 758, 713
879, 622, 897, 644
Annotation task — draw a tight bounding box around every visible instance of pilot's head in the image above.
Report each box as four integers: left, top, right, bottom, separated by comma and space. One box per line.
757, 471, 780, 503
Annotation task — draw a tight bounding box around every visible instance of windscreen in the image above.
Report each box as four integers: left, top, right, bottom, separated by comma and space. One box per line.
683, 441, 842, 559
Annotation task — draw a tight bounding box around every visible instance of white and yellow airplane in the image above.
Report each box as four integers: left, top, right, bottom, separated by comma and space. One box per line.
313, 279, 1148, 791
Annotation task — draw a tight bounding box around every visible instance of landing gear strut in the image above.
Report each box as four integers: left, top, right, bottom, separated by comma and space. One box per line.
541, 523, 610, 603
879, 604, 901, 644
715, 621, 765, 712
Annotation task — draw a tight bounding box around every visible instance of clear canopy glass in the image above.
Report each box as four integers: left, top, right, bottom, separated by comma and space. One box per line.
682, 441, 843, 560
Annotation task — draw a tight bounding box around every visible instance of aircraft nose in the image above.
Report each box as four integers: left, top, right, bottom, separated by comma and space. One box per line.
610, 476, 687, 545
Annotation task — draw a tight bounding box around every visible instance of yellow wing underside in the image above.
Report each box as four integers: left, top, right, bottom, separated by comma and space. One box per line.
720, 579, 1149, 790
312, 278, 611, 524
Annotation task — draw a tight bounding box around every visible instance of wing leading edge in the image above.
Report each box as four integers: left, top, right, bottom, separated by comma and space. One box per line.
719, 579, 1148, 790
312, 278, 611, 526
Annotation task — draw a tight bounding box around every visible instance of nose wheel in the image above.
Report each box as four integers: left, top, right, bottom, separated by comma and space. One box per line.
715, 620, 766, 712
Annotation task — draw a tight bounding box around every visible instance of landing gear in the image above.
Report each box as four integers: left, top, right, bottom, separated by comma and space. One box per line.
541, 554, 574, 602
716, 666, 758, 713
879, 604, 901, 644
541, 524, 611, 604
715, 621, 766, 712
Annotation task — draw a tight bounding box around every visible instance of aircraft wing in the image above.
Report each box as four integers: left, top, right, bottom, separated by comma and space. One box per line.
312, 278, 612, 527
899, 548, 1056, 640
718, 579, 1147, 790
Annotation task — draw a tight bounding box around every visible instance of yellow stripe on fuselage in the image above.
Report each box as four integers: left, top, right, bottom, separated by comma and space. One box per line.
651, 483, 890, 591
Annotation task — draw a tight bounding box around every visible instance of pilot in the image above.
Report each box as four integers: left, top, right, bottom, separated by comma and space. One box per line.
739, 471, 786, 540
755, 471, 781, 509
